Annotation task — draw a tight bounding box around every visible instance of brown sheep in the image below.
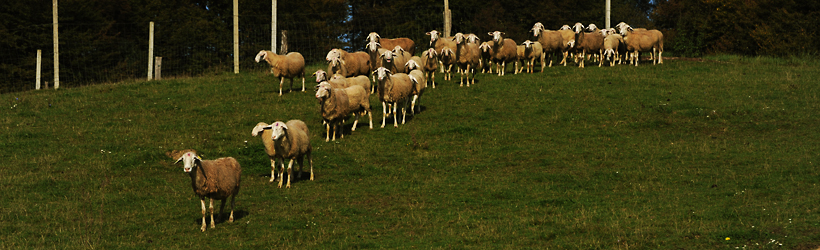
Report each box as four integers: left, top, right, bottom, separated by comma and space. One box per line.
452, 33, 481, 86
488, 31, 518, 76
170, 149, 241, 232
619, 25, 664, 66
325, 49, 371, 78
426, 30, 457, 73
367, 32, 416, 56
531, 22, 565, 68
254, 50, 306, 96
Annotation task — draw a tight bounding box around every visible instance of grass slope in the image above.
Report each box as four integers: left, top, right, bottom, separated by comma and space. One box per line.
1, 56, 819, 249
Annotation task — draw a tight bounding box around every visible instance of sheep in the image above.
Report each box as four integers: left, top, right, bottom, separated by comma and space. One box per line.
521, 40, 544, 73
452, 33, 481, 86
315, 81, 372, 141
571, 23, 605, 68
407, 56, 423, 71
601, 29, 624, 66
252, 123, 282, 183
426, 30, 457, 73
619, 25, 664, 66
514, 44, 526, 74
254, 50, 306, 96
312, 69, 332, 83
614, 22, 662, 63
259, 120, 314, 188
478, 41, 495, 74
325, 49, 371, 78
556, 25, 577, 66
366, 32, 416, 56
374, 67, 414, 128
407, 68, 426, 115
170, 149, 241, 232
420, 48, 439, 88
439, 47, 456, 81
530, 22, 564, 68
379, 46, 412, 75
487, 31, 518, 76
365, 41, 390, 89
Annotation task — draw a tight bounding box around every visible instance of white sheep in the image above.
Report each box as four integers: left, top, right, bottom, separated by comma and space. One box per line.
254, 50, 306, 96
325, 49, 371, 77
170, 149, 241, 232
426, 30, 457, 73
514, 44, 526, 74
259, 120, 314, 188
315, 82, 372, 141
374, 67, 414, 128
555, 24, 577, 66
439, 47, 456, 81
452, 33, 481, 86
407, 68, 426, 115
521, 40, 544, 73
420, 48, 439, 88
601, 29, 624, 66
619, 25, 664, 66
252, 123, 282, 183
531, 22, 564, 68
488, 31, 518, 76
478, 41, 495, 74
571, 23, 605, 68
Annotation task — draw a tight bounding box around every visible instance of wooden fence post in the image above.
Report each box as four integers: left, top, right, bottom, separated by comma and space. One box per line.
53, 0, 59, 89
272, 0, 277, 53
36, 50, 42, 90
233, 0, 239, 74
443, 0, 451, 37
148, 21, 154, 81
154, 57, 162, 80
279, 30, 288, 54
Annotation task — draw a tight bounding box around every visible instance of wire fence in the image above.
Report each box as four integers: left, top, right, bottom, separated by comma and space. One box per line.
1, 5, 448, 93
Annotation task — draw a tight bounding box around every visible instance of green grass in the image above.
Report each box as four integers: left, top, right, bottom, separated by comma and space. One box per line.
2, 57, 819, 249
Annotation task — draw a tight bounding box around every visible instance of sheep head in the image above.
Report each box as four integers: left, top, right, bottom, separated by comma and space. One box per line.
315, 81, 332, 101
586, 24, 599, 32
573, 23, 585, 33
423, 48, 438, 59
426, 30, 440, 45
531, 22, 546, 37
312, 69, 328, 83
488, 31, 505, 43
559, 25, 572, 31
604, 49, 615, 61
374, 67, 391, 82
452, 33, 466, 45
380, 50, 394, 64
466, 34, 480, 44
440, 47, 454, 58
479, 42, 492, 52
365, 41, 381, 52
367, 32, 380, 43
174, 150, 202, 173
615, 22, 629, 31
392, 46, 406, 54
326, 49, 342, 62
252, 122, 271, 137
522, 40, 534, 50
618, 25, 633, 36
405, 60, 419, 71
254, 50, 269, 63
269, 121, 288, 141
600, 29, 609, 37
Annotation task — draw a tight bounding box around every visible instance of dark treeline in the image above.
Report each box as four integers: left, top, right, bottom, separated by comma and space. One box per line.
1, 0, 817, 93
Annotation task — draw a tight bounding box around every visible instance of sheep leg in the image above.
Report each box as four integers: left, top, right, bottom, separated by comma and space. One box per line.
411, 95, 418, 115
325, 122, 331, 142
209, 198, 215, 229
286, 159, 294, 188
307, 152, 314, 180
278, 161, 285, 188
218, 199, 226, 224
296, 156, 304, 178
381, 102, 387, 128
332, 123, 337, 141
400, 101, 407, 125
199, 198, 207, 232
301, 76, 306, 92
290, 78, 295, 93
269, 158, 277, 182
228, 195, 235, 223
466, 65, 472, 87
393, 103, 399, 127
278, 77, 284, 96
352, 113, 359, 132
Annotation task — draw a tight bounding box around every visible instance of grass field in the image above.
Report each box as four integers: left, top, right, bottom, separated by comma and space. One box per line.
2, 55, 819, 249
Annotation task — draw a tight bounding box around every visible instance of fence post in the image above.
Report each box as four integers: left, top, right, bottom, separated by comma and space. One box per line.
53, 0, 59, 89
443, 0, 451, 37
272, 0, 277, 53
279, 30, 287, 54
606, 0, 611, 29
36, 50, 42, 90
148, 21, 154, 81
154, 57, 162, 80
233, 0, 239, 74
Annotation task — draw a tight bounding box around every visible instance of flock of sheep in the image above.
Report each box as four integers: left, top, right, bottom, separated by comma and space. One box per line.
169, 21, 664, 232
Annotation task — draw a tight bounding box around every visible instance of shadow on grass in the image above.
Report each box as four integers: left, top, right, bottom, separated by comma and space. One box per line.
190, 209, 249, 226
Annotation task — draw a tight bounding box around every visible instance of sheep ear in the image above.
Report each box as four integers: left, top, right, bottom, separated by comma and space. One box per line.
425, 32, 431, 35
175, 156, 184, 164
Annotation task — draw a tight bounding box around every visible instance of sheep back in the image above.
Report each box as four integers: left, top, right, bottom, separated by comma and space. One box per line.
268, 51, 305, 78
381, 38, 416, 56
194, 157, 242, 199
408, 69, 426, 95
276, 120, 311, 159
381, 73, 413, 103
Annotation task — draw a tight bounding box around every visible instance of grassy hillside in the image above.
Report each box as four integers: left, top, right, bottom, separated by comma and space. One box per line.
2, 56, 819, 249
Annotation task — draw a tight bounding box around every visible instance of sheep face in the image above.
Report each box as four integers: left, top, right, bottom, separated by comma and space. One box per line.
560, 25, 572, 31
522, 40, 534, 49
254, 51, 268, 63
452, 33, 466, 45
573, 23, 585, 33
615, 22, 628, 31
175, 151, 202, 173
367, 32, 380, 43
315, 82, 332, 100
270, 122, 288, 141
380, 50, 395, 64
489, 31, 505, 43
424, 48, 437, 59
466, 34, 480, 44
312, 69, 328, 83
365, 41, 381, 52
326, 49, 342, 62
618, 25, 632, 36
374, 67, 391, 81
426, 30, 441, 45
587, 24, 599, 32
392, 46, 406, 54
405, 60, 419, 71
531, 22, 546, 37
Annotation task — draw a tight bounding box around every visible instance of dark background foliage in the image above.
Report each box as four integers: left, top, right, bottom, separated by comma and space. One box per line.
1, 0, 818, 93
